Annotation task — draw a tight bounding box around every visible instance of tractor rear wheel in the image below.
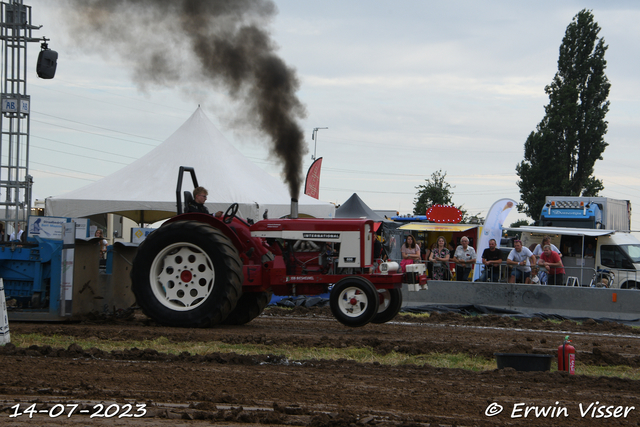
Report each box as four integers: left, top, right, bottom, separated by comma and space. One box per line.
371, 288, 403, 324
330, 276, 379, 327
222, 291, 272, 325
131, 221, 243, 328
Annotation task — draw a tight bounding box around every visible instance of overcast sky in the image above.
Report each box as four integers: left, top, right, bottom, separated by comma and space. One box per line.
18, 0, 640, 228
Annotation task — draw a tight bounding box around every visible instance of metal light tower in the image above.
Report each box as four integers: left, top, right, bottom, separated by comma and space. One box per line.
311, 127, 327, 161
0, 0, 44, 230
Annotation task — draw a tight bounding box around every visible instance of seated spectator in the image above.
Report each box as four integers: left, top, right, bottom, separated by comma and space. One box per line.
507, 240, 536, 283
429, 236, 450, 280
526, 265, 541, 284
476, 238, 502, 282
584, 242, 595, 257
538, 244, 566, 285
453, 236, 476, 281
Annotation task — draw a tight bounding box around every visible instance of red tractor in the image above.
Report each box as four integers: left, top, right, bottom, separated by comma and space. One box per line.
131, 167, 425, 327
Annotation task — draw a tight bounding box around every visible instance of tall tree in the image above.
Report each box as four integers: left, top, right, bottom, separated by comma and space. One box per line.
413, 170, 453, 216
516, 9, 610, 219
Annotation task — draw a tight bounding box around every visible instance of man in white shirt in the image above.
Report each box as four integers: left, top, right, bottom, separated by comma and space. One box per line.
453, 236, 476, 281
507, 240, 536, 283
532, 236, 561, 258
9, 222, 23, 242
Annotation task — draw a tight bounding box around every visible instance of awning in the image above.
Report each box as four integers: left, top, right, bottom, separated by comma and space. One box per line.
505, 226, 616, 237
399, 223, 478, 232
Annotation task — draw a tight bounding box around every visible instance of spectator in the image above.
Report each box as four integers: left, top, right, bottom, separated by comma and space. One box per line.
400, 235, 421, 272
95, 229, 108, 259
477, 238, 502, 282
429, 236, 450, 280
532, 236, 562, 258
453, 236, 476, 281
426, 242, 438, 279
507, 239, 536, 283
526, 265, 541, 284
584, 242, 595, 257
421, 242, 431, 262
538, 244, 566, 285
9, 222, 24, 242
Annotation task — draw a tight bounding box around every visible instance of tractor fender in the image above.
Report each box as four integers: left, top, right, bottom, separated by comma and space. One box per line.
165, 213, 269, 263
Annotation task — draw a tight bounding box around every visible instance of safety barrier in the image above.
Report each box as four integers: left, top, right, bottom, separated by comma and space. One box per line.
401, 280, 640, 322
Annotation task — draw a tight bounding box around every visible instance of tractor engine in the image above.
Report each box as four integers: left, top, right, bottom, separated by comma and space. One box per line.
250, 218, 374, 276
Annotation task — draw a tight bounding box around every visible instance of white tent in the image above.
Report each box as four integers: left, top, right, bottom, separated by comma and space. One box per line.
45, 108, 335, 223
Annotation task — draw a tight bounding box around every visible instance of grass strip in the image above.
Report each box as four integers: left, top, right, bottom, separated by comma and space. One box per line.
9, 333, 640, 380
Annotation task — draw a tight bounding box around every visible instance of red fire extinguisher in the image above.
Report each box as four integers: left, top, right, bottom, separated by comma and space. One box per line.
558, 335, 575, 375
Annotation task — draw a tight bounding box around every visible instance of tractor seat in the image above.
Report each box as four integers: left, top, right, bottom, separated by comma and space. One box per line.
184, 191, 194, 213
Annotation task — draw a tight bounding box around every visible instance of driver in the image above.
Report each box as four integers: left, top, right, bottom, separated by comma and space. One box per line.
187, 187, 210, 214
187, 187, 223, 217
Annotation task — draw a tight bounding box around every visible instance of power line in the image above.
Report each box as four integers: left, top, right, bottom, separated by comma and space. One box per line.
31, 144, 130, 165
31, 135, 139, 160
30, 168, 97, 182
29, 160, 104, 178
31, 118, 158, 147
33, 111, 165, 142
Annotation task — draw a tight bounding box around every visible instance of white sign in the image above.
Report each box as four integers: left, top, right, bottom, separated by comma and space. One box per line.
2, 98, 17, 113
131, 227, 155, 244
19, 99, 29, 114
28, 216, 90, 240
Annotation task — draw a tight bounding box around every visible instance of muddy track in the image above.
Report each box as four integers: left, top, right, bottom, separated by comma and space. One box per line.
2, 308, 640, 426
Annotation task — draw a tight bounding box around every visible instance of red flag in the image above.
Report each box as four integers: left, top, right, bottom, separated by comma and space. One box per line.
304, 157, 323, 199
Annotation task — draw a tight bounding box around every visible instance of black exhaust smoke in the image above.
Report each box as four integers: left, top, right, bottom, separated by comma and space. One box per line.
62, 0, 307, 199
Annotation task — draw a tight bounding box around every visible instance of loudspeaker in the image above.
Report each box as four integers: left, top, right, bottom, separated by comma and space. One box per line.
36, 49, 58, 79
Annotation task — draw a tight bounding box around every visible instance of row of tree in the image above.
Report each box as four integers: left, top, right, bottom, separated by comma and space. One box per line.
414, 10, 610, 223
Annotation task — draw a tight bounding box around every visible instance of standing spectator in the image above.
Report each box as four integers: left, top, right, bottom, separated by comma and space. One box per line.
9, 222, 23, 242
0, 222, 4, 241
477, 238, 502, 282
538, 245, 566, 285
400, 235, 421, 272
507, 240, 536, 283
95, 229, 108, 259
429, 236, 450, 280
421, 241, 431, 262
453, 236, 476, 281
532, 236, 562, 258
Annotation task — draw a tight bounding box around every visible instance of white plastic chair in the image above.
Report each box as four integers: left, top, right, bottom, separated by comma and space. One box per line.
566, 276, 579, 287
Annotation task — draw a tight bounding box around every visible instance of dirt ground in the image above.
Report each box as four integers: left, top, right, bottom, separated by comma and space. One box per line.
2, 307, 640, 426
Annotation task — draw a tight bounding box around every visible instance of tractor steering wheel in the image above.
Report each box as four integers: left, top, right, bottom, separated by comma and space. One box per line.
223, 203, 239, 224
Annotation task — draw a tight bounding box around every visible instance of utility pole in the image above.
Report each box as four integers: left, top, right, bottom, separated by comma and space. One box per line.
0, 0, 51, 234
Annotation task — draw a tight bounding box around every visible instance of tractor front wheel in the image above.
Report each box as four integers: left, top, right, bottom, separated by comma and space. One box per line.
371, 288, 403, 324
330, 276, 379, 327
